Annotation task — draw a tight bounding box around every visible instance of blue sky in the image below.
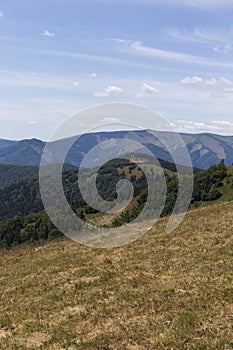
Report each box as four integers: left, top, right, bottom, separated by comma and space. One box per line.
1, 0, 233, 139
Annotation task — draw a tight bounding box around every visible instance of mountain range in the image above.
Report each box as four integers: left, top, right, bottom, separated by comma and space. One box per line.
0, 130, 233, 169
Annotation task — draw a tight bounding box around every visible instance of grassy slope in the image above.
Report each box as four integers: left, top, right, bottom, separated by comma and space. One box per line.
0, 202, 232, 349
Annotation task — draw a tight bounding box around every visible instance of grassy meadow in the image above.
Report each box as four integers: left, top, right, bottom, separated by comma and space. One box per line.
0, 201, 232, 349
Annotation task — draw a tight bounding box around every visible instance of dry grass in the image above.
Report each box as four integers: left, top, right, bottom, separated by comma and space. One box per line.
0, 202, 232, 349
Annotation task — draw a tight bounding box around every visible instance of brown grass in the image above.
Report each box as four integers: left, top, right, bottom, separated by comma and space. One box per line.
0, 202, 232, 349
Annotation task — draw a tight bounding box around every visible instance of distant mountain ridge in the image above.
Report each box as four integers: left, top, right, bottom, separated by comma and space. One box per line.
0, 138, 45, 166
0, 130, 233, 169
0, 139, 17, 149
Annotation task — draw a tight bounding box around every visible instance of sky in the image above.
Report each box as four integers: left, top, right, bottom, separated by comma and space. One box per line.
1, 0, 233, 140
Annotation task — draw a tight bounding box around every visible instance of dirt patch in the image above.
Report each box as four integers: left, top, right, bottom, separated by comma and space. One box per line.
0, 329, 10, 339
63, 305, 85, 315
25, 332, 50, 348
79, 275, 100, 283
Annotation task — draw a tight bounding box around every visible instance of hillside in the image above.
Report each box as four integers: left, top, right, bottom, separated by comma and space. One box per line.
0, 163, 78, 190
0, 201, 232, 349
0, 164, 39, 189
0, 139, 16, 149
0, 131, 233, 169
0, 138, 45, 166
179, 132, 233, 169
0, 160, 229, 248
0, 156, 179, 223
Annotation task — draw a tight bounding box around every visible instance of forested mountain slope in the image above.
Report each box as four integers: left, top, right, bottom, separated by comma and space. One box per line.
0, 131, 233, 169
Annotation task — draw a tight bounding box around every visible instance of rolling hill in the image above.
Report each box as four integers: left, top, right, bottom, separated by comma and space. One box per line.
0, 159, 230, 248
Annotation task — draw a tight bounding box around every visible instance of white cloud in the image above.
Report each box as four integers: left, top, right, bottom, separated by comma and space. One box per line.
170, 27, 233, 45
180, 76, 233, 88
205, 78, 217, 86
141, 83, 160, 94
73, 81, 80, 87
135, 93, 143, 100
175, 120, 205, 129
224, 87, 233, 93
89, 72, 97, 78
131, 40, 204, 64
211, 120, 233, 126
0, 10, 4, 17
101, 117, 121, 122
220, 77, 233, 85
42, 30, 55, 38
94, 85, 125, 97
168, 27, 233, 59
114, 39, 233, 69
214, 43, 232, 54
174, 119, 233, 134
180, 76, 203, 85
